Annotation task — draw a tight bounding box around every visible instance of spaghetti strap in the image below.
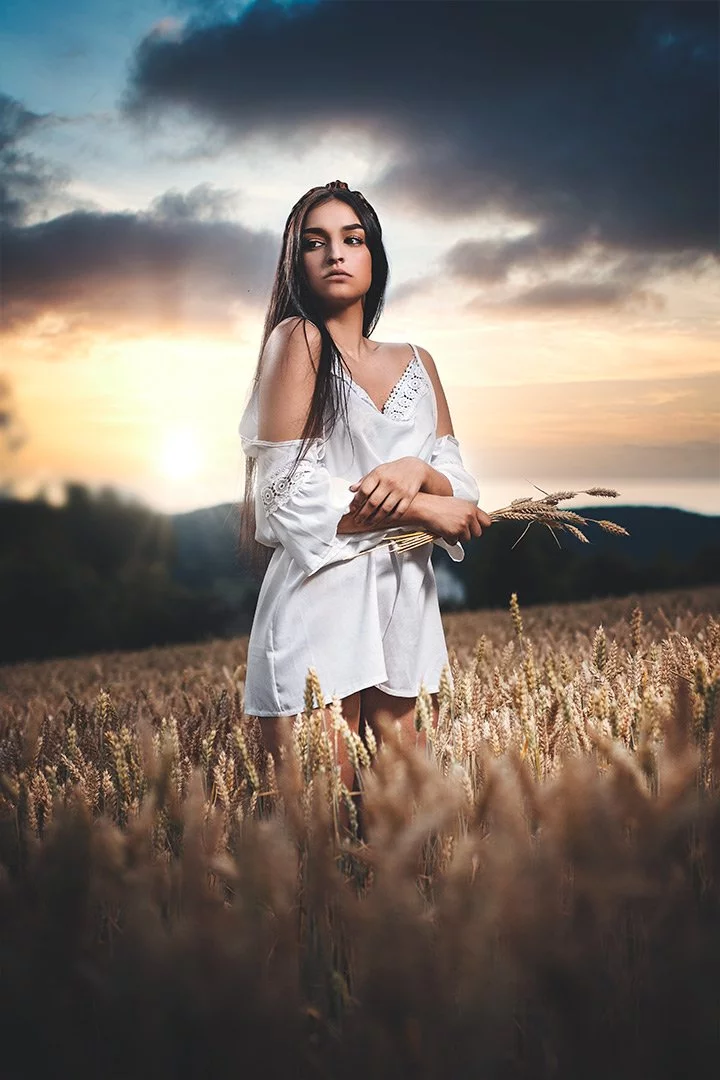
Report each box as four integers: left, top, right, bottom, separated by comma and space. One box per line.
409, 343, 437, 427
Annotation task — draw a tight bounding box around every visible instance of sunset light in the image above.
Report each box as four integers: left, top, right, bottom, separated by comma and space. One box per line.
157, 427, 204, 481
0, 0, 716, 516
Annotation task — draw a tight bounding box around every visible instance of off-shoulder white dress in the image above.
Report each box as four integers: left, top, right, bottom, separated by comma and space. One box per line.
238, 343, 480, 717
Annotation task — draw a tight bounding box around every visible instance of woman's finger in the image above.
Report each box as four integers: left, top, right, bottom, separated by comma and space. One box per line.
384, 498, 404, 521
364, 485, 392, 522
351, 477, 379, 516
354, 487, 382, 522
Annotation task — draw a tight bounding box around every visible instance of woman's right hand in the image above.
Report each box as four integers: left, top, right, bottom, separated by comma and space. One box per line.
423, 496, 493, 544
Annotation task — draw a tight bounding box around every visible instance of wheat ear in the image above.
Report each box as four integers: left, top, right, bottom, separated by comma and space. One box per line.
345, 486, 629, 559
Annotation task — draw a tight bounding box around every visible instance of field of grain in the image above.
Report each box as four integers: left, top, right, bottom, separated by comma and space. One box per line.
1, 584, 719, 1078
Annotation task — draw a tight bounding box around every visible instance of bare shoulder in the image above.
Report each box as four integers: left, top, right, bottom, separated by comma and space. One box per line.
414, 344, 439, 375
413, 344, 454, 437
263, 317, 322, 379
374, 339, 417, 357
257, 319, 323, 439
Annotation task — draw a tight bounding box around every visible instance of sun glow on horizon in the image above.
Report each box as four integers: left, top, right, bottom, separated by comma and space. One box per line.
157, 427, 204, 481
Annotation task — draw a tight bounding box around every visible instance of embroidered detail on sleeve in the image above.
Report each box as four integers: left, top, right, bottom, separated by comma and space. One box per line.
382, 356, 429, 420
260, 460, 315, 515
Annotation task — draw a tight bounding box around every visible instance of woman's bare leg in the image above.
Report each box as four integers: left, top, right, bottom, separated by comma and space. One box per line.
361, 686, 440, 755
430, 691, 440, 732
256, 691, 363, 835
256, 715, 294, 777
328, 690, 362, 794
326, 691, 362, 838
354, 687, 440, 841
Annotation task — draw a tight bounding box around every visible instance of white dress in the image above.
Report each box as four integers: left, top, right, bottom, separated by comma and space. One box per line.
238, 343, 480, 717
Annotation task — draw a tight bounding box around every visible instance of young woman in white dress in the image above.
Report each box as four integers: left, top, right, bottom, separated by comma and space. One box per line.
238, 180, 493, 815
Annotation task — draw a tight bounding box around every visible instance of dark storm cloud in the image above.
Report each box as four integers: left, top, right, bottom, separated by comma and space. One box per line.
0, 92, 67, 226
123, 0, 718, 307
0, 91, 278, 334
448, 238, 711, 314
0, 183, 279, 332
149, 181, 239, 221
473, 280, 660, 315
0, 93, 45, 151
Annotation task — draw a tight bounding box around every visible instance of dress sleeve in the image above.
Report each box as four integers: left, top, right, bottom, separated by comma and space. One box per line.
242, 434, 358, 578
428, 434, 480, 563
430, 434, 480, 503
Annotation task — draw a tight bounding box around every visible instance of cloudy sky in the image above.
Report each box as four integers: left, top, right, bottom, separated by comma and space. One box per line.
1, 0, 718, 517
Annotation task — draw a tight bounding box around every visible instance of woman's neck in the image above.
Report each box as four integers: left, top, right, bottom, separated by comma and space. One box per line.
322, 301, 374, 365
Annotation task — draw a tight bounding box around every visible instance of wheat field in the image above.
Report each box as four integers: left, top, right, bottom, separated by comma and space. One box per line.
1, 584, 719, 1077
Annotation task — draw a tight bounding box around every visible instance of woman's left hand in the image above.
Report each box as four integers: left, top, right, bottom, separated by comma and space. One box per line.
348, 457, 428, 526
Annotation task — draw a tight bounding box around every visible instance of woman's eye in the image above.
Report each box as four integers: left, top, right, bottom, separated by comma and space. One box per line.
302, 236, 363, 250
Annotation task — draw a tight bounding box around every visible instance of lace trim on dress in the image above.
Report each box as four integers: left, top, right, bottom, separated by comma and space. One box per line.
260, 460, 316, 516
381, 355, 429, 420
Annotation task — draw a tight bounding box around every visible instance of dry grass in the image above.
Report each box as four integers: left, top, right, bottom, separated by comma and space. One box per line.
1, 584, 719, 1077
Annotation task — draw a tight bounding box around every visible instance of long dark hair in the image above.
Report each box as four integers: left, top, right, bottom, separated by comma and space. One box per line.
237, 181, 390, 576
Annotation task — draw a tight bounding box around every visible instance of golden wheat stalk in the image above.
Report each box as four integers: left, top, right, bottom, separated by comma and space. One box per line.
344, 486, 629, 559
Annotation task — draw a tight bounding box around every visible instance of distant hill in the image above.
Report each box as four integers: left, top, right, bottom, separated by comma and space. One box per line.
555, 504, 720, 564
456, 504, 720, 611
171, 501, 720, 611
170, 502, 246, 590
1, 490, 717, 664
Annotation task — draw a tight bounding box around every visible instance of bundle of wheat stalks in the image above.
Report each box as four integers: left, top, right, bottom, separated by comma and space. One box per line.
356, 485, 629, 558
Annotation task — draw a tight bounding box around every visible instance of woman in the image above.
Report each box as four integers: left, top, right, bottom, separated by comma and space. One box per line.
238, 180, 492, 817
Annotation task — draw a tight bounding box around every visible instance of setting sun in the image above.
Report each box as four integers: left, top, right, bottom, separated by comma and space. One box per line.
157, 427, 204, 481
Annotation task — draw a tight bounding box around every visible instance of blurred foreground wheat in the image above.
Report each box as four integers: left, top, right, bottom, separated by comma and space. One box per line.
1, 586, 719, 1077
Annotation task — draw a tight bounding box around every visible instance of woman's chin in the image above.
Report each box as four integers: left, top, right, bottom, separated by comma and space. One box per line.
318, 287, 366, 307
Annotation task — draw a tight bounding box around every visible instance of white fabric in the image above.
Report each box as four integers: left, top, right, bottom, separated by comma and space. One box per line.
238, 343, 480, 716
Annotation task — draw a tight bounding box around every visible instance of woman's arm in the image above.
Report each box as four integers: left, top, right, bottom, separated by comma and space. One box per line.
337, 491, 438, 534
415, 345, 464, 496
417, 344, 456, 442
337, 490, 489, 546
414, 346, 481, 505
421, 465, 453, 497
257, 317, 320, 439
247, 317, 362, 577
337, 347, 491, 545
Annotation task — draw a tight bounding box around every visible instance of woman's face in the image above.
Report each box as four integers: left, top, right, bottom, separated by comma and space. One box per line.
300, 197, 372, 308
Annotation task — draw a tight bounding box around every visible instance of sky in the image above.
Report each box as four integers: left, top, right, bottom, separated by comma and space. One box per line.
1, 0, 718, 519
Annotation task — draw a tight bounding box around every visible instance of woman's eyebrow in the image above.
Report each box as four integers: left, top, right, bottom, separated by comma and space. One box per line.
301, 223, 364, 235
